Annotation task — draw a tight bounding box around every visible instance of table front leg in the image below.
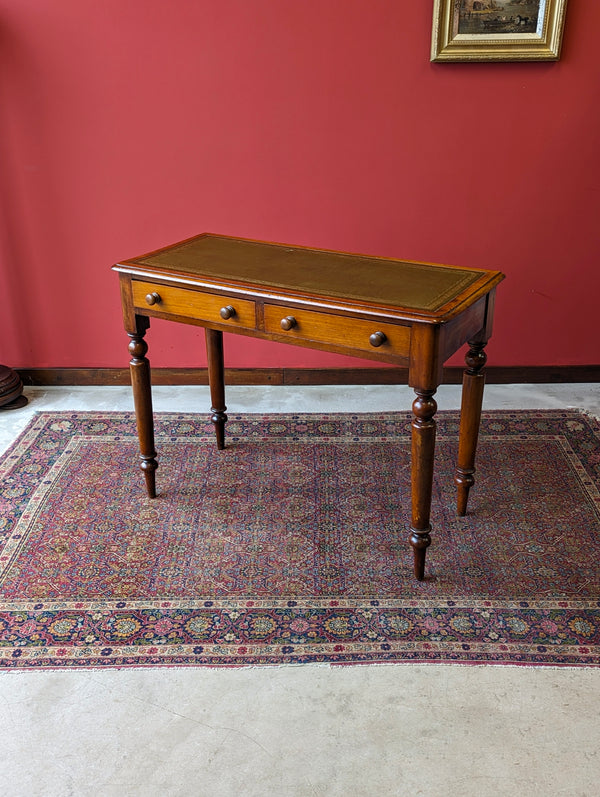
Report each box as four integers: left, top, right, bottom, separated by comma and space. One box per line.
205, 328, 227, 450
455, 340, 487, 516
410, 389, 437, 581
128, 317, 157, 498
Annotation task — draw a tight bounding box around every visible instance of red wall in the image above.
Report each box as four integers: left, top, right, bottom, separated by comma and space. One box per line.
1, 0, 598, 370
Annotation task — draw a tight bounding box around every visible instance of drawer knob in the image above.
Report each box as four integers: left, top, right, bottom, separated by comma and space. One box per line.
280, 316, 297, 331
145, 292, 161, 306
369, 331, 387, 348
220, 305, 236, 320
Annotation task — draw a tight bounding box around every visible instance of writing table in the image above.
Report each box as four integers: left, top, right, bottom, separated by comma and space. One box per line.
114, 234, 504, 580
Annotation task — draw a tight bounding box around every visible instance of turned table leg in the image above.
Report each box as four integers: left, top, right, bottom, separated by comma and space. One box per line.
455, 340, 487, 516
128, 317, 157, 498
205, 328, 227, 450
409, 389, 437, 581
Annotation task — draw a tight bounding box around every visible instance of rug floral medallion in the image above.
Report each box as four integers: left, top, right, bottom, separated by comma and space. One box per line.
1, 410, 599, 669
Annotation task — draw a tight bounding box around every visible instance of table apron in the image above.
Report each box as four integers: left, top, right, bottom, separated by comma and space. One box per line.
128, 278, 493, 368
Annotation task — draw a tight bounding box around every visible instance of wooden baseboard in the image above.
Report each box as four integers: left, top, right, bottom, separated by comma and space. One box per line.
17, 365, 600, 387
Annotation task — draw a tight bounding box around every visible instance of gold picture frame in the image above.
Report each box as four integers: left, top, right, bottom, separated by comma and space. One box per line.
431, 0, 568, 62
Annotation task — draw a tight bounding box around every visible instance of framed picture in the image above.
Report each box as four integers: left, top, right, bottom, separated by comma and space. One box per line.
431, 0, 569, 62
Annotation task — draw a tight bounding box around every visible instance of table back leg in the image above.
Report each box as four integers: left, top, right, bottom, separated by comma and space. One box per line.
205, 328, 227, 450
455, 341, 487, 516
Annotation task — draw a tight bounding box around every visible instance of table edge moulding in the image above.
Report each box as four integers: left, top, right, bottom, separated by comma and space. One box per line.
113, 233, 505, 581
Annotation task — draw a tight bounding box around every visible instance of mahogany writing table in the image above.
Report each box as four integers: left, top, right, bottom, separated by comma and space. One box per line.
114, 234, 504, 580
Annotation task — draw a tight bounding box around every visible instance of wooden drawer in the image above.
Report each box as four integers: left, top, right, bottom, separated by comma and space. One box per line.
264, 304, 411, 357
132, 280, 256, 329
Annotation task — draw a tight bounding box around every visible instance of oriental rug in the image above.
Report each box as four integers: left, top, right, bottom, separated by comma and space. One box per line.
0, 410, 599, 669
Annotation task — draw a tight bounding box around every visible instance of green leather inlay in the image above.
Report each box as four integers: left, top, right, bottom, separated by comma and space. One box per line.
136, 235, 482, 312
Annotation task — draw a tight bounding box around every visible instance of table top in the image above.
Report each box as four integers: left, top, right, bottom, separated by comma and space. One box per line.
115, 234, 504, 321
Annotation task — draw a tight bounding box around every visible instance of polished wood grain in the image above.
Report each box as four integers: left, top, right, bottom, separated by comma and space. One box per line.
126, 317, 157, 499
205, 328, 227, 450
455, 340, 488, 516
410, 389, 437, 579
263, 304, 411, 359
131, 280, 256, 330
114, 233, 505, 581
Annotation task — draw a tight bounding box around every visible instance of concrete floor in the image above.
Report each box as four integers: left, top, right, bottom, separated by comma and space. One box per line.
1, 384, 599, 796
